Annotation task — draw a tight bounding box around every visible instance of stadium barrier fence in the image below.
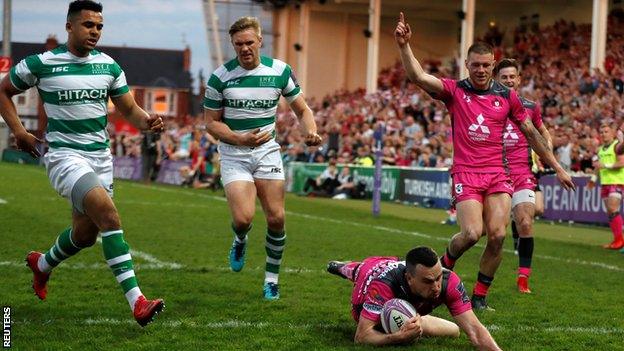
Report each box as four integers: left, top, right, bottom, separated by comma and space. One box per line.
1, 153, 605, 223
540, 174, 607, 224
285, 161, 451, 207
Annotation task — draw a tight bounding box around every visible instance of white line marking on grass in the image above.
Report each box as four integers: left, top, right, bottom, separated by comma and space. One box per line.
18, 318, 624, 335
0, 198, 7, 204
95, 237, 183, 269
122, 185, 624, 273
129, 249, 183, 269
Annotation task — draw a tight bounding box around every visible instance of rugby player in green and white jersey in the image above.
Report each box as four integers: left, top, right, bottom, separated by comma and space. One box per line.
204, 16, 322, 300
0, 0, 164, 326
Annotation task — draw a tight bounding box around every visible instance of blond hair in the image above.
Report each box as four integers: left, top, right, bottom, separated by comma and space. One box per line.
599, 122, 614, 130
229, 16, 262, 37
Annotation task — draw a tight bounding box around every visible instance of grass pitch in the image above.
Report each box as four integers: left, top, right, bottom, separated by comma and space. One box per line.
1, 161, 623, 350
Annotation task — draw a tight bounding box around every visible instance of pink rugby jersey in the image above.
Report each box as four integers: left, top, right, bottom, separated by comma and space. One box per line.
504, 97, 543, 175
350, 257, 472, 323
435, 78, 528, 173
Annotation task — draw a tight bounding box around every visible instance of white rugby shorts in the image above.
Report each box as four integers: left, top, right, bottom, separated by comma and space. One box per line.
44, 148, 114, 201
219, 142, 285, 186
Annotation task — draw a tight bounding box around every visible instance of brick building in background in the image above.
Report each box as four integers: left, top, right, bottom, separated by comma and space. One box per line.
1, 35, 193, 138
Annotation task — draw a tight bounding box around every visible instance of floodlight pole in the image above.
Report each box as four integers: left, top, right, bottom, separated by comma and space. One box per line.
365, 0, 380, 94
2, 0, 10, 57
297, 1, 310, 94
202, 0, 223, 69
459, 0, 475, 79
590, 0, 608, 72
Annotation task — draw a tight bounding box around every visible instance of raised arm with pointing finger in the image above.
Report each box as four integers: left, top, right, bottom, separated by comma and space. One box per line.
395, 12, 443, 95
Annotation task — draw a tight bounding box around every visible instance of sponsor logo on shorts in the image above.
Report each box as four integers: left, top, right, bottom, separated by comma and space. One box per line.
270, 167, 282, 174
454, 183, 463, 194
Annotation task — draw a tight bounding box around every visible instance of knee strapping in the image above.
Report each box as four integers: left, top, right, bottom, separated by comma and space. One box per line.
71, 172, 102, 214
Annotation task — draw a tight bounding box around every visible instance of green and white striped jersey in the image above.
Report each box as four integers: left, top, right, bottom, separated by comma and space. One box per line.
203, 56, 301, 140
10, 44, 129, 153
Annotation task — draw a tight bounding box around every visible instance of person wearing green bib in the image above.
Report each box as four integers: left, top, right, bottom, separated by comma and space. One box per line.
589, 123, 624, 251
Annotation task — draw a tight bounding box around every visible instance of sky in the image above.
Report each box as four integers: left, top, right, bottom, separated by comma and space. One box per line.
2, 0, 226, 91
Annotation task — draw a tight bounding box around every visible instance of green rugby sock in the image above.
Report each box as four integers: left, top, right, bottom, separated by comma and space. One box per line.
265, 229, 286, 284
41, 227, 82, 273
101, 229, 143, 310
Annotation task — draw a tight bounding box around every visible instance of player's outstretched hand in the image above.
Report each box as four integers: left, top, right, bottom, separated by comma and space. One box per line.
239, 128, 272, 147
304, 132, 322, 146
146, 115, 164, 133
395, 12, 412, 48
556, 169, 576, 191
14, 130, 42, 158
395, 315, 422, 344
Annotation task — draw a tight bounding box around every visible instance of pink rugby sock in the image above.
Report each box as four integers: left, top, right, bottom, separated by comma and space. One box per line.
473, 281, 491, 297
340, 262, 361, 282
609, 214, 623, 242
518, 267, 531, 277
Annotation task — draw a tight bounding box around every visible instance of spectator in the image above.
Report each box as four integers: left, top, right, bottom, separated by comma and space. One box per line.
556, 134, 573, 171
355, 146, 374, 166
141, 131, 160, 182
303, 159, 340, 197
332, 166, 356, 199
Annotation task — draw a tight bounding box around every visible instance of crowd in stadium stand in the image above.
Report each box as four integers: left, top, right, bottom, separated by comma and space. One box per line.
109, 11, 624, 179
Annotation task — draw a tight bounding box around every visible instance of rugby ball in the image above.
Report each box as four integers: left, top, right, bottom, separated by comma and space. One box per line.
380, 298, 418, 334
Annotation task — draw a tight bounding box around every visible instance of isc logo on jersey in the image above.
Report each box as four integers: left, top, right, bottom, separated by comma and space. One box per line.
226, 79, 240, 87
52, 66, 68, 73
